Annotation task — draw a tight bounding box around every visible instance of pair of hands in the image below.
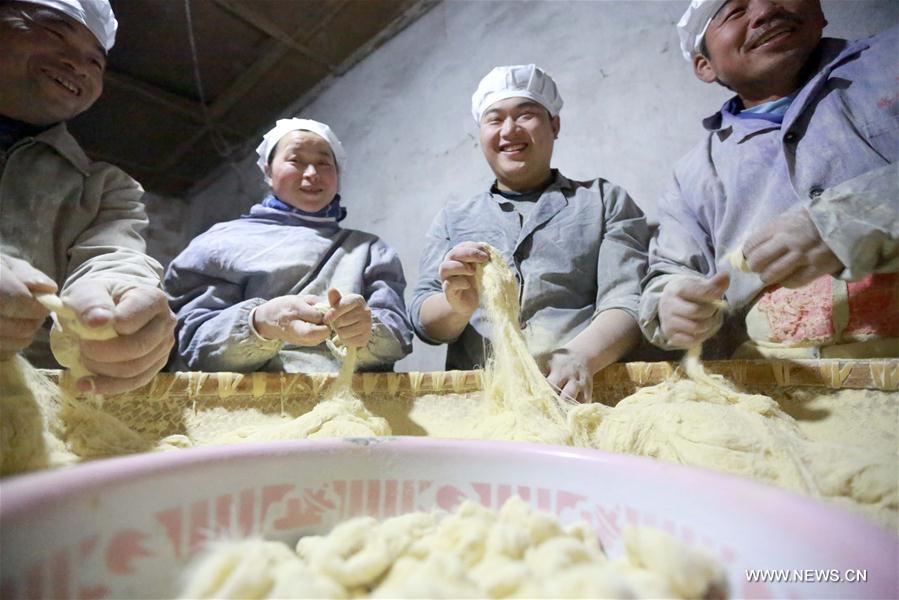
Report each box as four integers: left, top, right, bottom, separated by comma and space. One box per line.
253, 288, 373, 349
660, 208, 843, 347
0, 254, 176, 394
438, 242, 593, 402
438, 241, 491, 318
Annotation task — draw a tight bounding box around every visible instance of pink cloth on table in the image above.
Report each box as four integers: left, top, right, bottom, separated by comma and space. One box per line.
757, 274, 899, 344
845, 273, 899, 340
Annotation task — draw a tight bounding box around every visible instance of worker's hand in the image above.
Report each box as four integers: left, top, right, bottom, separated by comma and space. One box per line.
439, 242, 490, 318
742, 208, 843, 288
324, 288, 372, 348
659, 273, 729, 348
62, 281, 176, 394
254, 294, 332, 348
541, 348, 593, 404
0, 254, 57, 359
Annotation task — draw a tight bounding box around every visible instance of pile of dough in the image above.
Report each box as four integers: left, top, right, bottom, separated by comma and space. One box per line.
2, 249, 894, 530
563, 355, 897, 528
0, 355, 187, 476
0, 333, 388, 475
179, 496, 728, 599
0, 355, 76, 474
465, 251, 896, 530
204, 347, 389, 445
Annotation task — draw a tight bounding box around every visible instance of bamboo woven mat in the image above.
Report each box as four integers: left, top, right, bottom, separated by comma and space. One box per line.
40, 359, 899, 402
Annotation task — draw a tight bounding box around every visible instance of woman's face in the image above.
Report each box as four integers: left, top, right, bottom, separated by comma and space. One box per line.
267, 130, 338, 212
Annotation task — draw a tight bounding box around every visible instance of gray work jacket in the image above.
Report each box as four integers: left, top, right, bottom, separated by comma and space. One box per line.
1, 123, 162, 366
410, 170, 651, 370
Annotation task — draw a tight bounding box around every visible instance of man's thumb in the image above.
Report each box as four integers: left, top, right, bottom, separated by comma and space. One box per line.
706, 272, 730, 295
23, 269, 58, 294
327, 287, 342, 308
63, 281, 115, 327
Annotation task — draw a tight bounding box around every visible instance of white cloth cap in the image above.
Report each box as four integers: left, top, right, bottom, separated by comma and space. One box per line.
471, 64, 563, 123
677, 0, 728, 60
255, 118, 347, 184
19, 0, 117, 51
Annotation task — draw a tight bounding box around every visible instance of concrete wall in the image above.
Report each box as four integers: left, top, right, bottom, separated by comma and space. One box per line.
181, 0, 899, 371
143, 193, 190, 270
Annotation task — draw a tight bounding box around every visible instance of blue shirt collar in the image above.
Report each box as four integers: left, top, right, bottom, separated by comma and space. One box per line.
261, 194, 347, 222
701, 36, 867, 134
722, 93, 796, 125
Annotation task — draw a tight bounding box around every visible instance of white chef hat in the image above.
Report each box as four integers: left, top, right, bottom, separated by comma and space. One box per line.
255, 118, 347, 184
677, 0, 729, 61
471, 64, 563, 123
18, 0, 117, 52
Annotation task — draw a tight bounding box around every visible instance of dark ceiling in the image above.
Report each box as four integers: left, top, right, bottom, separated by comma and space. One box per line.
67, 0, 431, 197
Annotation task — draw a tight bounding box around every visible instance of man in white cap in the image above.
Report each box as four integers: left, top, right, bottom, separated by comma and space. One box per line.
640, 1, 898, 358
0, 0, 175, 392
409, 64, 652, 402
165, 118, 412, 372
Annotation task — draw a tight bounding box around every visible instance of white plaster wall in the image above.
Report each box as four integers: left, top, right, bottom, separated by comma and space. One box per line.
184, 0, 899, 371
143, 193, 190, 269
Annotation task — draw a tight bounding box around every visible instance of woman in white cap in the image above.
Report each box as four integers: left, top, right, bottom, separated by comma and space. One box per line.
409, 65, 653, 403
0, 0, 176, 395
165, 119, 413, 373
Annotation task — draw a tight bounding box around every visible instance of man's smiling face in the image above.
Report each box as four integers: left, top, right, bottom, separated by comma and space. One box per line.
0, 3, 106, 125
693, 0, 826, 106
478, 97, 559, 192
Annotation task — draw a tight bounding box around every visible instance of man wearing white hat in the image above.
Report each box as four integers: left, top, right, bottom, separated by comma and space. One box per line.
165, 118, 412, 372
640, 0, 898, 358
0, 0, 175, 392
410, 65, 651, 402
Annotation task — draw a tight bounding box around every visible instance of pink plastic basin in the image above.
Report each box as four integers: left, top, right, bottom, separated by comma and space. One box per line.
0, 438, 896, 599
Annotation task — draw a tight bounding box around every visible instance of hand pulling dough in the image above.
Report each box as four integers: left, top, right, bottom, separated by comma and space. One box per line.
724, 249, 751, 273
35, 293, 117, 381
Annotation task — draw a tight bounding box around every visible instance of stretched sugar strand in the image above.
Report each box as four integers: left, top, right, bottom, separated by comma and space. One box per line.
473, 245, 571, 444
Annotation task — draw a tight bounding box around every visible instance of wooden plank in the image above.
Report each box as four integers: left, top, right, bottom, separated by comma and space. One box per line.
105, 70, 203, 122
207, 0, 347, 121
155, 126, 213, 172
597, 359, 899, 390
213, 0, 336, 70
104, 70, 243, 139
156, 1, 350, 170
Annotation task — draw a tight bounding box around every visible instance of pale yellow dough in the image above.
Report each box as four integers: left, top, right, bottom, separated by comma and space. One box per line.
724, 249, 751, 273
35, 293, 117, 381
0, 355, 77, 474
1, 249, 895, 532
0, 355, 189, 475
203, 347, 389, 445
180, 497, 728, 599
470, 246, 573, 446
465, 254, 896, 530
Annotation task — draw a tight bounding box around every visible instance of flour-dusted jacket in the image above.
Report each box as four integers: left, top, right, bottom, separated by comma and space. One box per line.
0, 122, 162, 366
165, 204, 413, 373
640, 26, 899, 355
409, 170, 651, 370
